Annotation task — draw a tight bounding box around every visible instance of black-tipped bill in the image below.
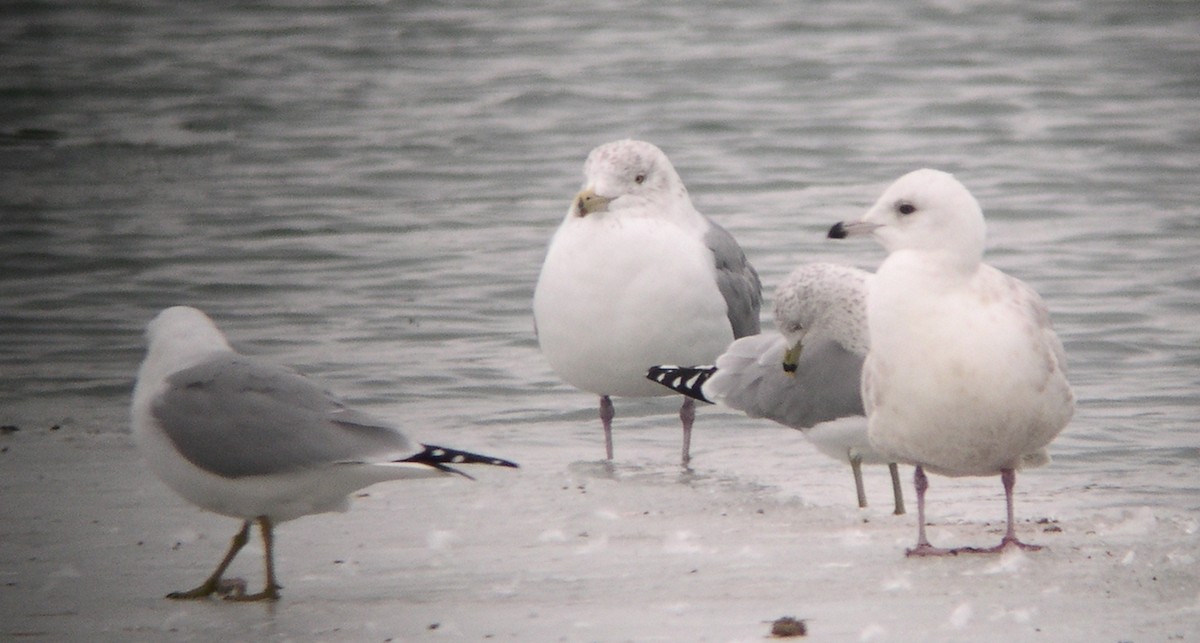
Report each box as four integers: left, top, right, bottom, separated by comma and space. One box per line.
782, 341, 803, 375
828, 220, 881, 239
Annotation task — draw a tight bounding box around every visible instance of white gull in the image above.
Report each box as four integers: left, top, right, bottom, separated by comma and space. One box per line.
533, 139, 761, 467
829, 169, 1074, 555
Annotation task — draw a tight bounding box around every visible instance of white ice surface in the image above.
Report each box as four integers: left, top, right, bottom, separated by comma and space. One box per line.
2, 423, 1197, 641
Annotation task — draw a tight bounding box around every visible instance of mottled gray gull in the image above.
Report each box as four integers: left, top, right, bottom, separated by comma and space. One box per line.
648, 263, 905, 514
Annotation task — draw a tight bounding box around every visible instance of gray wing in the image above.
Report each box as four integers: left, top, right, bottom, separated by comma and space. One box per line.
704, 220, 762, 338
151, 353, 413, 478
705, 332, 864, 429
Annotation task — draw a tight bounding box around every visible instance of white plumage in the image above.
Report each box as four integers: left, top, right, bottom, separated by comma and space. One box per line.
533, 140, 761, 466
830, 169, 1074, 555
131, 306, 517, 600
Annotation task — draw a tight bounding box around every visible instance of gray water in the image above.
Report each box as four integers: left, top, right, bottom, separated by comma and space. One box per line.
2, 1, 1198, 512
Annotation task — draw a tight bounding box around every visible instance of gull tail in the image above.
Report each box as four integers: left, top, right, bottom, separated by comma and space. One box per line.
645, 365, 716, 404
399, 445, 519, 480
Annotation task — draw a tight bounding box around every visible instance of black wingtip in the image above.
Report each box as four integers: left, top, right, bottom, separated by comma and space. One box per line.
645, 365, 716, 404
827, 221, 848, 239
401, 444, 519, 479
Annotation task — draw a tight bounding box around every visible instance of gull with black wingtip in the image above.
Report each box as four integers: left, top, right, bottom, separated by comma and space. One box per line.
533, 139, 761, 467
131, 306, 518, 600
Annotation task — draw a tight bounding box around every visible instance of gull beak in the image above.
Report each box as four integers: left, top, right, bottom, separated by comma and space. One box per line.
782, 341, 803, 376
828, 219, 881, 239
574, 188, 614, 217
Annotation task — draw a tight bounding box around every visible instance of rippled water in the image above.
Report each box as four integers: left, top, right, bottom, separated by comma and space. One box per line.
2, 1, 1198, 511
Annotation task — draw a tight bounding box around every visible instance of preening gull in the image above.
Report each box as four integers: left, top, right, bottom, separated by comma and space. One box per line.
131, 306, 518, 600
533, 139, 761, 467
829, 169, 1074, 555
648, 263, 906, 514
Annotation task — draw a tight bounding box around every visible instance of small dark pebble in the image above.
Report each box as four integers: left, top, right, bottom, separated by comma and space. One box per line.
771, 616, 807, 638
1, 425, 19, 434
49, 425, 61, 431
427, 623, 440, 630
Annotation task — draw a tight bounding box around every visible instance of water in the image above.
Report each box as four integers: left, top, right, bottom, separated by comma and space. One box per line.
2, 0, 1199, 516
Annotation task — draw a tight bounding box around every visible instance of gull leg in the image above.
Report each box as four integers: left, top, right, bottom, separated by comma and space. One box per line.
167, 520, 252, 599
850, 453, 867, 508
958, 469, 1043, 554
600, 395, 615, 461
997, 468, 1042, 551
679, 397, 695, 468
226, 516, 282, 601
889, 462, 906, 515
906, 466, 956, 557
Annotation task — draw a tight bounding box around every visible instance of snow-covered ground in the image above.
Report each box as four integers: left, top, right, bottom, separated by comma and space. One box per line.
3, 417, 1197, 642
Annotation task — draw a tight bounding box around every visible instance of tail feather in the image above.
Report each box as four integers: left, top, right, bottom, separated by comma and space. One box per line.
645, 365, 716, 404
399, 444, 519, 480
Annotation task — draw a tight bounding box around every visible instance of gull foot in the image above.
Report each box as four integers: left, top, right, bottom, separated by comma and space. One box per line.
215, 577, 247, 597
954, 536, 1044, 555
905, 543, 960, 557
224, 587, 280, 602
166, 585, 216, 600
166, 577, 233, 600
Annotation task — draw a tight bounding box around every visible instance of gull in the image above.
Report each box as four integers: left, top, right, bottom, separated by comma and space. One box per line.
533, 139, 761, 467
829, 169, 1074, 556
648, 263, 905, 514
131, 306, 518, 601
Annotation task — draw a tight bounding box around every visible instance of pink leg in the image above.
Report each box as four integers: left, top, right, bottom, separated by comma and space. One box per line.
600, 395, 615, 461
679, 397, 695, 468
960, 469, 1043, 554
906, 466, 957, 557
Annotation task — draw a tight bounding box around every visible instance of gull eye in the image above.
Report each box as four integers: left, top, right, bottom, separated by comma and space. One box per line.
897, 201, 916, 215
634, 174, 646, 185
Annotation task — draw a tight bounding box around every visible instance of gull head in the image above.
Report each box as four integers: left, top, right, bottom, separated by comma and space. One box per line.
773, 263, 870, 373
829, 169, 986, 267
141, 306, 233, 372
572, 139, 689, 217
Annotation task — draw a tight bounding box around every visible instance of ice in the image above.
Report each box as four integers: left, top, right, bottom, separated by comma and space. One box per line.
948, 602, 973, 629
1, 428, 1198, 640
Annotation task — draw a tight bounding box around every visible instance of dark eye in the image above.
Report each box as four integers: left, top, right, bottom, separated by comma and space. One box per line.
897, 201, 916, 215
634, 174, 646, 184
